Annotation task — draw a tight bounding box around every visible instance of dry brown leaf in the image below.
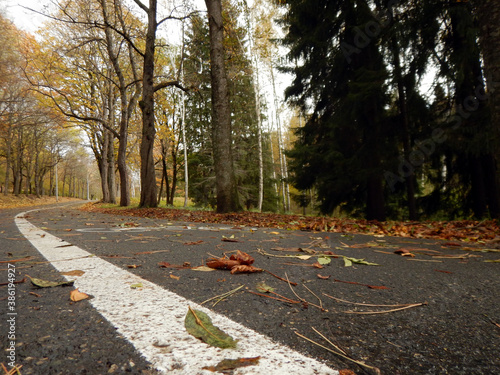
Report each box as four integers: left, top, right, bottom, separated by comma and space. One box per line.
70, 288, 89, 302
230, 265, 263, 274
127, 264, 142, 269
317, 274, 330, 280
230, 250, 254, 265
394, 249, 415, 257
170, 274, 180, 280
206, 258, 241, 270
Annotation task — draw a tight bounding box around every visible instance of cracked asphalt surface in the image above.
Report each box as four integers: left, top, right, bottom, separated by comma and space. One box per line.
1, 202, 499, 374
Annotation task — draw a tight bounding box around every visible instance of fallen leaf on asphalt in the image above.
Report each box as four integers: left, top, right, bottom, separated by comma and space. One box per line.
317, 274, 331, 280
127, 264, 142, 269
202, 357, 260, 372
256, 281, 275, 293
170, 274, 180, 280
61, 270, 85, 277
29, 291, 42, 297
206, 258, 241, 270
343, 257, 380, 267
484, 259, 500, 263
339, 369, 356, 375
394, 249, 415, 257
230, 250, 254, 265
317, 256, 332, 265
222, 235, 239, 242
191, 266, 216, 272
70, 288, 89, 302
296, 255, 313, 260
312, 262, 324, 269
185, 306, 237, 349
28, 276, 75, 288
230, 265, 263, 274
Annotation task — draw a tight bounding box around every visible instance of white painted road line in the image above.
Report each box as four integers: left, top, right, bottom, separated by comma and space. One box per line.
16, 210, 338, 375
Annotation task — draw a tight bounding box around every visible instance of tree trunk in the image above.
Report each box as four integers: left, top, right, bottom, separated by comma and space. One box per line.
107, 134, 116, 204
3, 119, 12, 196
139, 0, 159, 208
391, 37, 417, 220
476, 0, 500, 217
205, 0, 241, 213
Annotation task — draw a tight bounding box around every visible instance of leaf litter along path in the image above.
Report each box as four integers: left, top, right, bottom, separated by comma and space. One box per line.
82, 203, 500, 245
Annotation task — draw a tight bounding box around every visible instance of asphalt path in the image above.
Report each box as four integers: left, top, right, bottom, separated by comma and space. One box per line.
1, 202, 499, 374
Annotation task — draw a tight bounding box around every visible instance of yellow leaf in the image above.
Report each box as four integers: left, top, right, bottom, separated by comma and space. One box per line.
70, 288, 89, 302
296, 255, 312, 260
170, 274, 180, 280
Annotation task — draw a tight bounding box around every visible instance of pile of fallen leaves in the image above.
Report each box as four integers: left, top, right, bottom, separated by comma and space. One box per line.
81, 203, 500, 244
0, 195, 80, 209
206, 250, 263, 274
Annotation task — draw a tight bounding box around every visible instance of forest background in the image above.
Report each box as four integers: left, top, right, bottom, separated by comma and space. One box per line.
1, 0, 500, 222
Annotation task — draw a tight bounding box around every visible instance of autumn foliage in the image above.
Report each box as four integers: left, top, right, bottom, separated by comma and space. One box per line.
82, 203, 500, 244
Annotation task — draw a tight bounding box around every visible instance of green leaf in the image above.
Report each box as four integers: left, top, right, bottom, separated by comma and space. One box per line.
343, 257, 353, 267
256, 281, 275, 293
343, 257, 380, 266
28, 276, 74, 288
185, 307, 237, 349
317, 256, 331, 265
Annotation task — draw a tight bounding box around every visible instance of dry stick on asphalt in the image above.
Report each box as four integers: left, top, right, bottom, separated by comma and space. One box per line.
0, 256, 33, 264
311, 327, 347, 355
323, 293, 427, 313
323, 293, 416, 307
303, 284, 323, 310
264, 269, 298, 286
200, 285, 245, 306
247, 290, 301, 304
1, 363, 23, 375
285, 273, 327, 311
294, 331, 381, 375
344, 302, 427, 314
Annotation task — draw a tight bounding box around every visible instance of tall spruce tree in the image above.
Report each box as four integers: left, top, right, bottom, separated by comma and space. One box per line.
184, 7, 277, 211
280, 0, 390, 220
